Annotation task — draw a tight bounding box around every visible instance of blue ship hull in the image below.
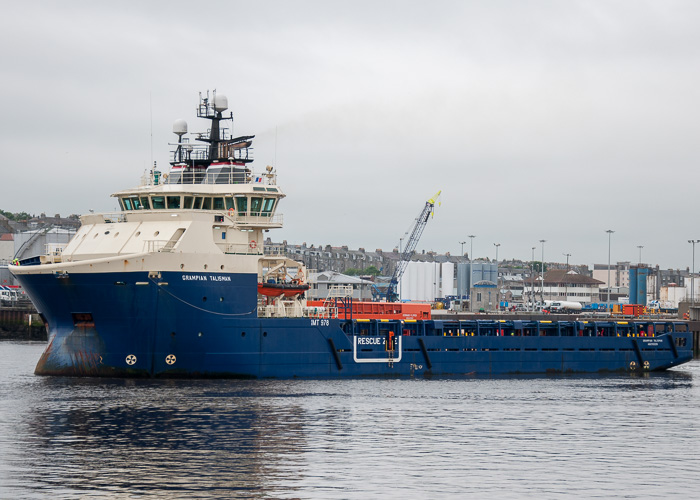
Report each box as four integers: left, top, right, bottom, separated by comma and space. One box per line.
16, 271, 694, 378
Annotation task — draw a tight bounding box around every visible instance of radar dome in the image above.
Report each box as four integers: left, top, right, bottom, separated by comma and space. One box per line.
213, 94, 229, 112
173, 119, 188, 135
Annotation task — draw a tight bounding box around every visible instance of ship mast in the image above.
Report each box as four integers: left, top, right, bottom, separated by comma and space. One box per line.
196, 90, 232, 164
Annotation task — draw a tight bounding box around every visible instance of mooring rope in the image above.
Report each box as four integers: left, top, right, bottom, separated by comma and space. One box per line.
150, 278, 257, 316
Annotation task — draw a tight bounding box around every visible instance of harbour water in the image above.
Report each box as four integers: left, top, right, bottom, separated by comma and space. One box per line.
1, 342, 699, 499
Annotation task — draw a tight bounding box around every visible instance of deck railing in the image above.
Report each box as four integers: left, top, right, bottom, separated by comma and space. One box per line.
221, 243, 263, 255
42, 243, 66, 264
231, 213, 283, 226
159, 170, 276, 186
144, 240, 166, 253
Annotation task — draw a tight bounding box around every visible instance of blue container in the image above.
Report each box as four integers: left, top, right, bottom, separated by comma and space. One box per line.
629, 268, 649, 305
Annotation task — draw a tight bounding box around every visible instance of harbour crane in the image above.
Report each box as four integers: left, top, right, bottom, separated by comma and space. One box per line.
383, 190, 441, 302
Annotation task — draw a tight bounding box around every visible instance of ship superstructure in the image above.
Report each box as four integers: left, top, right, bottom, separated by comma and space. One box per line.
9, 92, 694, 378
22, 91, 307, 316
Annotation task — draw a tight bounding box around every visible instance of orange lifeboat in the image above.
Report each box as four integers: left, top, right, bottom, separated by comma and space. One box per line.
257, 281, 309, 297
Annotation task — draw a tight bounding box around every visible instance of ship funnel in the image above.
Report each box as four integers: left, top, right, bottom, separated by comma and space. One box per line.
173, 119, 188, 135
213, 94, 229, 112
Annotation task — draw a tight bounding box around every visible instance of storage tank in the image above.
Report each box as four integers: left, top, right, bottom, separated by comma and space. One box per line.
629, 267, 649, 305
441, 262, 455, 298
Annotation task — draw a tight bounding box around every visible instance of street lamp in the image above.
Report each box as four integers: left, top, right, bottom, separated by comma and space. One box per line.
606, 230, 614, 304
637, 245, 644, 265
539, 239, 546, 301
563, 253, 571, 301
531, 246, 536, 311
494, 243, 501, 309
689, 240, 699, 304
399, 237, 403, 301
468, 235, 476, 311
458, 240, 466, 304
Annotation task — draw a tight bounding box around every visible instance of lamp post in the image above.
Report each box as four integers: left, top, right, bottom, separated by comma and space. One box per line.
689, 240, 699, 304
494, 243, 501, 309
399, 237, 403, 301
563, 253, 571, 301
458, 241, 466, 305
468, 235, 476, 311
637, 245, 644, 265
606, 230, 614, 304
531, 246, 536, 311
539, 239, 546, 301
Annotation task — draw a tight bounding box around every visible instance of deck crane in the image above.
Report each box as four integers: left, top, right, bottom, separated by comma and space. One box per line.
384, 190, 441, 302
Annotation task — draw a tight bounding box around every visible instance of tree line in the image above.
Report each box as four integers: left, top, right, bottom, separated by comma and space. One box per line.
0, 209, 34, 221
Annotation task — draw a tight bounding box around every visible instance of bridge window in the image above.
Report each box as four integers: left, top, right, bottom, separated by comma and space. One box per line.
152, 196, 165, 209
225, 197, 235, 210
193, 197, 203, 209
140, 197, 150, 209
183, 196, 193, 209
262, 198, 275, 215
202, 198, 212, 210
122, 197, 142, 210
235, 196, 247, 215
251, 197, 262, 215
213, 197, 225, 210
167, 196, 181, 209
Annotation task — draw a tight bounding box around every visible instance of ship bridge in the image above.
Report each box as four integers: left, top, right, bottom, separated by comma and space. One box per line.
111, 163, 284, 230
109, 90, 285, 230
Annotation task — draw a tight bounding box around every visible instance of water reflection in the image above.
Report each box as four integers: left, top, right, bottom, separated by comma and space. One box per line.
19, 378, 319, 497
2, 342, 699, 499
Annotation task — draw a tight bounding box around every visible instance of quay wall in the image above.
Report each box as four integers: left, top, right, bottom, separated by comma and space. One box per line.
0, 305, 46, 341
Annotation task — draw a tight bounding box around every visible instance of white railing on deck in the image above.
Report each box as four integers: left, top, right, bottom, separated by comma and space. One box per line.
94, 210, 282, 228
100, 212, 126, 223
304, 306, 337, 319
231, 213, 283, 226
144, 240, 166, 252
328, 285, 353, 298
159, 171, 277, 186
221, 243, 263, 255
43, 243, 66, 264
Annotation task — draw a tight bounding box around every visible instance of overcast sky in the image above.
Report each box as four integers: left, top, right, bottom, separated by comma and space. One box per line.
2, 1, 699, 269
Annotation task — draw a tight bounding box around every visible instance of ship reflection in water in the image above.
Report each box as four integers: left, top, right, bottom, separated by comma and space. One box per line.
2, 343, 700, 499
